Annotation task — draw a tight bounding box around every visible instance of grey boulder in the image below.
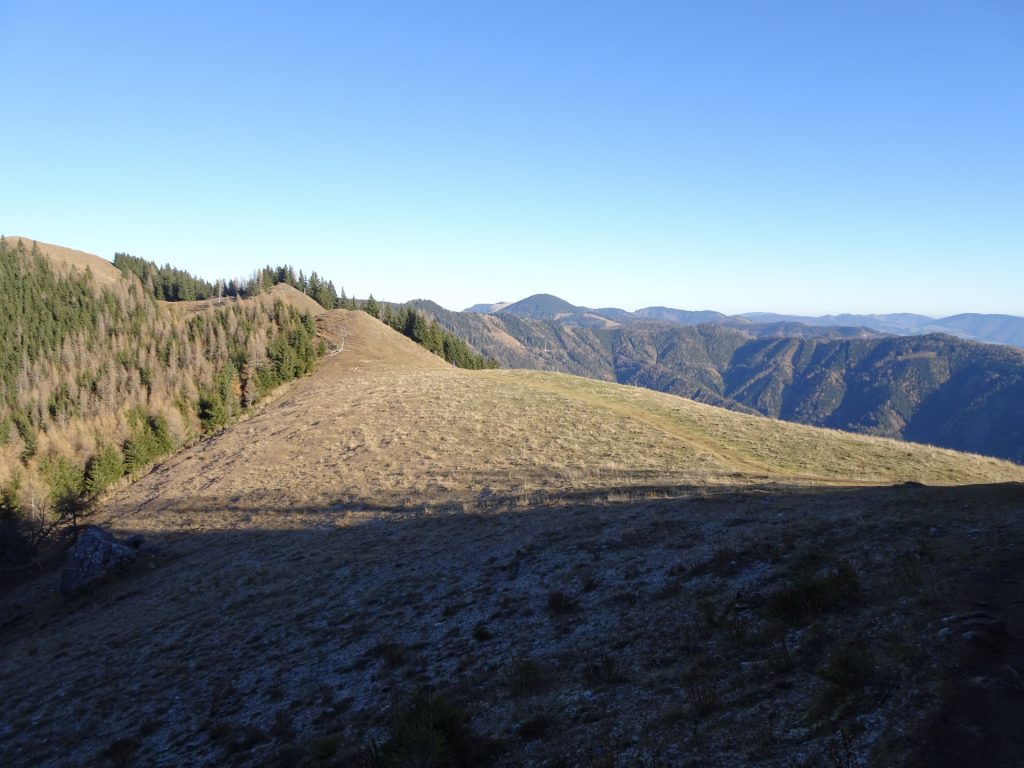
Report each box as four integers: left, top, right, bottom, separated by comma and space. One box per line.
60, 526, 139, 599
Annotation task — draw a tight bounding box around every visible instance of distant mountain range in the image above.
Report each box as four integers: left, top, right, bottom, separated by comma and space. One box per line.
465, 294, 1024, 349
424, 295, 1024, 463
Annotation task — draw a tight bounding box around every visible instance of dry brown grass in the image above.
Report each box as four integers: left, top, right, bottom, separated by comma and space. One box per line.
167, 283, 326, 317
86, 310, 1024, 536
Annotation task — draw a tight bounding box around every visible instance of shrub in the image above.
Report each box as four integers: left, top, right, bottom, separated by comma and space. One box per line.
370, 641, 408, 667
818, 642, 875, 692
123, 409, 174, 474
505, 657, 547, 697
765, 561, 862, 625
516, 713, 556, 741
685, 678, 719, 719
363, 691, 495, 768
38, 452, 87, 522
584, 653, 626, 686
546, 590, 578, 616
85, 442, 125, 496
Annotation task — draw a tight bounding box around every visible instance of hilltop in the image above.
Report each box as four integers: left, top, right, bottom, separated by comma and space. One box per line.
3, 235, 125, 287
3, 311, 1024, 767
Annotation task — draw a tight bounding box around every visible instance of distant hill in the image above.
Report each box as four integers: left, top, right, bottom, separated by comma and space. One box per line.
413, 303, 1024, 463
634, 306, 729, 325
496, 293, 581, 319
741, 312, 935, 334
741, 311, 1024, 348
929, 313, 1024, 347
464, 301, 512, 313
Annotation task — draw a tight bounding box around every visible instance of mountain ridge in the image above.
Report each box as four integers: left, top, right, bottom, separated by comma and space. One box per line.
465, 293, 1024, 348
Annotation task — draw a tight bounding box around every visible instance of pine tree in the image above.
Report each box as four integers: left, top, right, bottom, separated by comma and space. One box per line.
363, 294, 380, 319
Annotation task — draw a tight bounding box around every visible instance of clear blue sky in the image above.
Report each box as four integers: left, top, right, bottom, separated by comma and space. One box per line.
2, 1, 1022, 316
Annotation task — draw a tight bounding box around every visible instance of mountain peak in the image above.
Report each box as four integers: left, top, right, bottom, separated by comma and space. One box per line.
497, 293, 579, 319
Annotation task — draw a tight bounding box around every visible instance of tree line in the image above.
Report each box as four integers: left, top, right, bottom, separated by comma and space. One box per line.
360, 299, 497, 370
114, 252, 358, 310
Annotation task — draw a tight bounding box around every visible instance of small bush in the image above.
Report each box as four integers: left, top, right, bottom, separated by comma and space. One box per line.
39, 453, 85, 505
546, 590, 578, 616
584, 653, 626, 686
818, 643, 875, 692
38, 452, 87, 524
505, 657, 547, 697
370, 642, 408, 667
99, 736, 140, 768
809, 642, 878, 724
685, 679, 719, 719
365, 691, 495, 768
765, 561, 862, 625
516, 713, 556, 741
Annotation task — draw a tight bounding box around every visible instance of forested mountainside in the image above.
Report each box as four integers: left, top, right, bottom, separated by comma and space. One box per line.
0, 238, 323, 564
413, 301, 1024, 463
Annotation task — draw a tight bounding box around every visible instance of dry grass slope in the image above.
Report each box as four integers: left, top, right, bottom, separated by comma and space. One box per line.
95, 311, 1024, 535
4, 235, 125, 287
3, 310, 1024, 768
169, 283, 327, 317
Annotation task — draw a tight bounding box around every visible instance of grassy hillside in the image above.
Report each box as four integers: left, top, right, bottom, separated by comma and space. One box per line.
415, 304, 1024, 463
2, 312, 1023, 767
86, 311, 1023, 537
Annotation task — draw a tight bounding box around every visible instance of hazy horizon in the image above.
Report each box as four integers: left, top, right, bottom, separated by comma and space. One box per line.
3, 2, 1021, 317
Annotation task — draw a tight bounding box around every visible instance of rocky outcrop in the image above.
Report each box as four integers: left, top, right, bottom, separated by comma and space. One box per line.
60, 526, 142, 598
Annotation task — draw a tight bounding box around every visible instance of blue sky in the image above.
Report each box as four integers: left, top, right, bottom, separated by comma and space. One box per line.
2, 1, 1022, 315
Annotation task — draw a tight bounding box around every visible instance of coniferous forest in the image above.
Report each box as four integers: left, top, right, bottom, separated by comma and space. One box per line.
0, 238, 323, 566
378, 303, 498, 370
